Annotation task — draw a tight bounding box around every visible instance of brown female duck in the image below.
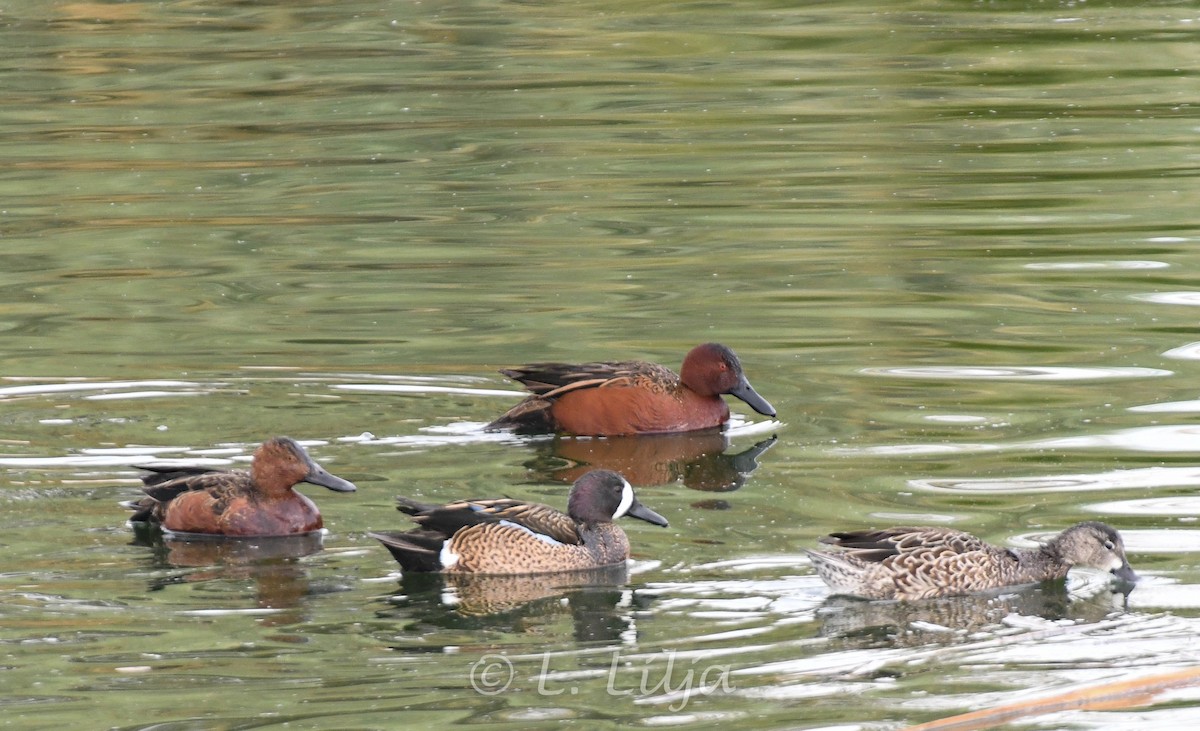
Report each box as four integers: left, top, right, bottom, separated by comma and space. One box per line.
807, 521, 1138, 601
124, 436, 356, 537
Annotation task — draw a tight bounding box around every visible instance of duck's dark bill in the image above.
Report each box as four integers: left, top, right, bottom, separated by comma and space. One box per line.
1113, 563, 1139, 584
627, 501, 669, 527
306, 469, 358, 493
730, 378, 776, 417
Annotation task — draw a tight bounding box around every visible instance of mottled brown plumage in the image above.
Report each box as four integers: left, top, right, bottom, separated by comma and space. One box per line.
486, 343, 776, 436
123, 437, 356, 537
807, 522, 1138, 601
370, 470, 669, 574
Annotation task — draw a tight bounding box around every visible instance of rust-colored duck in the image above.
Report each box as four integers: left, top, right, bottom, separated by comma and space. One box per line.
487, 342, 776, 436
123, 436, 356, 537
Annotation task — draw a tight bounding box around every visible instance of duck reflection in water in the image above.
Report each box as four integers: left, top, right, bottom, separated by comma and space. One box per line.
132, 530, 325, 628
521, 432, 777, 493
385, 564, 643, 642
815, 580, 1134, 648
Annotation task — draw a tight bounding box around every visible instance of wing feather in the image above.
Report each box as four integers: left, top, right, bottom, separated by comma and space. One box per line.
398, 496, 582, 545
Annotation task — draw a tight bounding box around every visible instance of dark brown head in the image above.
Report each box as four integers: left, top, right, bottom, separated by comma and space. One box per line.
566, 469, 668, 528
1053, 521, 1138, 584
679, 343, 776, 417
250, 437, 357, 498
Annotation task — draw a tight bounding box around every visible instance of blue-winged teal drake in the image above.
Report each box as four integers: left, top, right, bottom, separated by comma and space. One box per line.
123, 437, 356, 537
807, 521, 1138, 601
486, 342, 776, 436
369, 469, 668, 574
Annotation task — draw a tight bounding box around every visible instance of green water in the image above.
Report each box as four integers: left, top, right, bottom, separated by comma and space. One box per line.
3, 0, 1200, 728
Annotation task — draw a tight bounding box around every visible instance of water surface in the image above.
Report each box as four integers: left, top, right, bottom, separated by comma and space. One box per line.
3, 0, 1200, 728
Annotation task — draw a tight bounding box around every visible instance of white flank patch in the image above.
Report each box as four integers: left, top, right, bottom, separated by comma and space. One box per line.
439, 542, 460, 569
499, 520, 564, 546
613, 479, 634, 519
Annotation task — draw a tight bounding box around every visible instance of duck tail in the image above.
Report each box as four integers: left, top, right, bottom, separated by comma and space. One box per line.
370, 531, 447, 573
395, 496, 440, 516
806, 549, 870, 597
485, 397, 557, 432
120, 497, 158, 524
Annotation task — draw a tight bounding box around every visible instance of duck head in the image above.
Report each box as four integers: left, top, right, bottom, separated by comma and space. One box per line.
567, 469, 668, 527
1057, 521, 1138, 584
680, 343, 776, 417
252, 437, 357, 496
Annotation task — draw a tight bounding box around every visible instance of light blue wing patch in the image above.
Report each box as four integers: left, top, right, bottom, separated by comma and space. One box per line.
499, 519, 565, 547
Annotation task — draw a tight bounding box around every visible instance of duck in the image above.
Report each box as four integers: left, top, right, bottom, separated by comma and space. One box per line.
123, 436, 357, 537
369, 469, 668, 574
486, 342, 776, 436
806, 521, 1138, 600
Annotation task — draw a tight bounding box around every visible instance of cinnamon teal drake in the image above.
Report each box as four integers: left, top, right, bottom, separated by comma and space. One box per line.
486, 342, 776, 436
807, 522, 1138, 601
123, 436, 356, 537
369, 469, 668, 574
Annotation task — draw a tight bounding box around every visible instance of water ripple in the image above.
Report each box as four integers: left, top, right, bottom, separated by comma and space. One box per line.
911, 466, 1200, 494
331, 383, 519, 398
955, 614, 1200, 666
1129, 583, 1200, 611
1023, 260, 1169, 271
845, 425, 1200, 458
1087, 497, 1200, 518
1010, 529, 1200, 555
1036, 425, 1200, 453
0, 453, 205, 469
0, 379, 216, 401
1133, 292, 1200, 306
860, 366, 1171, 381
338, 423, 525, 448
1128, 398, 1200, 413
0, 440, 349, 470
1161, 341, 1200, 360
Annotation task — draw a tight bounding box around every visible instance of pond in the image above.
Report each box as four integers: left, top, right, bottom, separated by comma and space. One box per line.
2, 0, 1200, 728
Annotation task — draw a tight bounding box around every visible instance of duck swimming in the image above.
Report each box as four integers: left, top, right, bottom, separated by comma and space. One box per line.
123, 436, 356, 537
486, 342, 776, 436
807, 521, 1138, 601
370, 469, 668, 574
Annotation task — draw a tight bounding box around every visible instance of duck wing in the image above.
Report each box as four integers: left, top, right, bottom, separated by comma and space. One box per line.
820, 527, 992, 564
122, 466, 249, 523
501, 360, 678, 398
135, 466, 250, 503
398, 496, 582, 545
488, 360, 680, 432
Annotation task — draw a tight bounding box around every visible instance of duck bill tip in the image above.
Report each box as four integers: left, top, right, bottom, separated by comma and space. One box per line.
1113, 565, 1139, 584
730, 379, 776, 417
307, 471, 357, 493
627, 502, 669, 527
